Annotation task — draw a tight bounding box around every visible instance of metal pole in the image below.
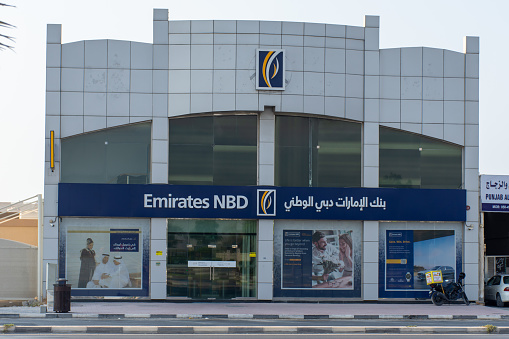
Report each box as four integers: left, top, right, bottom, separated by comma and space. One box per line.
479, 212, 485, 302
37, 194, 43, 302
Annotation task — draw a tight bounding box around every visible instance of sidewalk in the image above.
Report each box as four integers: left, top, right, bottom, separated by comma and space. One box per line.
1, 300, 509, 318
2, 301, 509, 334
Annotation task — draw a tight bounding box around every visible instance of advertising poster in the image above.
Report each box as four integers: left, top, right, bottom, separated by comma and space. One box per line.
385, 230, 456, 291
66, 226, 143, 289
386, 231, 414, 289
282, 231, 312, 288
282, 229, 354, 289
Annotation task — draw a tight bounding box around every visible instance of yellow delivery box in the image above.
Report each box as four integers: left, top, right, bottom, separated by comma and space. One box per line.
425, 270, 443, 285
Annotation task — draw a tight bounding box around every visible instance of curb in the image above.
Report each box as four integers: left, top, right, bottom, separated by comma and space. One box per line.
1, 313, 509, 320
6, 325, 509, 334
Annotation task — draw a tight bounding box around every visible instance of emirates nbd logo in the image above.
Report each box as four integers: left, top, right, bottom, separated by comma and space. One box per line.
256, 49, 285, 90
257, 189, 276, 216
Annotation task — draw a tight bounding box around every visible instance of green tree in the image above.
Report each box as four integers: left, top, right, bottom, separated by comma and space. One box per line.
0, 2, 15, 50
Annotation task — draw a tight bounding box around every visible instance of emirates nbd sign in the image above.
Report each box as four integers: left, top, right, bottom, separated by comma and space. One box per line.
58, 183, 466, 222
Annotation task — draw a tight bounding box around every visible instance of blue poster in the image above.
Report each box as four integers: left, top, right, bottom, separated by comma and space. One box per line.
110, 229, 139, 252
381, 229, 458, 297
386, 230, 414, 289
282, 230, 312, 288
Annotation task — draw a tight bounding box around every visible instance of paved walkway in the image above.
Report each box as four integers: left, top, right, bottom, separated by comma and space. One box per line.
1, 301, 509, 317
2, 301, 509, 334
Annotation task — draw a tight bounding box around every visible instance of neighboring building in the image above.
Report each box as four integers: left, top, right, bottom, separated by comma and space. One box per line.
0, 200, 39, 247
44, 9, 480, 301
0, 198, 41, 299
480, 175, 509, 281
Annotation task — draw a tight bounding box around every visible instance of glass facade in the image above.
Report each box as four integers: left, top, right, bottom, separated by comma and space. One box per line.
275, 116, 362, 187
61, 122, 151, 184
167, 219, 257, 299
168, 115, 257, 186
379, 127, 463, 189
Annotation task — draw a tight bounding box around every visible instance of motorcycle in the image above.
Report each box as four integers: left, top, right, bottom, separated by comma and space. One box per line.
429, 272, 469, 306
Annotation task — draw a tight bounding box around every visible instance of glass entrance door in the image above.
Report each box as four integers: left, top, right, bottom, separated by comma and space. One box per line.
167, 220, 257, 300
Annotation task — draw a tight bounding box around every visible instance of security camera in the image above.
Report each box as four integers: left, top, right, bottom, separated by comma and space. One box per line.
49, 219, 55, 227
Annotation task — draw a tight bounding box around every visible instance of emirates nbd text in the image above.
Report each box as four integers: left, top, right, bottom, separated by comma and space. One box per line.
143, 194, 248, 209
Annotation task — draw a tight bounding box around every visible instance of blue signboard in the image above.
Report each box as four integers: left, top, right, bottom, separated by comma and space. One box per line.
58, 183, 466, 222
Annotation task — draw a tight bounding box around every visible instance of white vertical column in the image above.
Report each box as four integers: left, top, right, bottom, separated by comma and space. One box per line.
150, 218, 167, 299
153, 8, 169, 123
258, 106, 275, 300
43, 24, 62, 297
152, 8, 169, 184
363, 15, 380, 301
463, 36, 480, 301
150, 8, 170, 300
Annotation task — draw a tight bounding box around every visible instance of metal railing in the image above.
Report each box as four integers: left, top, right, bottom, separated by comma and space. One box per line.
0, 195, 40, 224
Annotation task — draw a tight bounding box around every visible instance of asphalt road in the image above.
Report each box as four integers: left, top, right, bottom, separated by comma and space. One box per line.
3, 334, 509, 338
2, 317, 509, 327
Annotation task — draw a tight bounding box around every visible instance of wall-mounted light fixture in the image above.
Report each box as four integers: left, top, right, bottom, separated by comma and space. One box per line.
466, 224, 474, 231
49, 219, 56, 227
50, 130, 55, 172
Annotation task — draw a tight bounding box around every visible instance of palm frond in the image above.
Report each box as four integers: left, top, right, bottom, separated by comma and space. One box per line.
0, 20, 15, 28
0, 2, 16, 51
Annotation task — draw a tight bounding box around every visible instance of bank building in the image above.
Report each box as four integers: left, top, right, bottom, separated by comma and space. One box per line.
43, 9, 480, 301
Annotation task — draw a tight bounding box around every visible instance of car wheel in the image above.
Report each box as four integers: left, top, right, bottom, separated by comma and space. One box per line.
496, 293, 505, 307
431, 292, 445, 306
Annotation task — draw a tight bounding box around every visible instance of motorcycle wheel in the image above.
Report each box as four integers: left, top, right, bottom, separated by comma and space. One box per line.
431, 292, 445, 306
462, 292, 470, 306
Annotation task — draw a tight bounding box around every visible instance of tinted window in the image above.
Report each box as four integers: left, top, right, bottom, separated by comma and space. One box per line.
275, 116, 362, 187
169, 115, 257, 186
503, 277, 509, 284
494, 276, 501, 285
379, 127, 462, 189
61, 122, 151, 184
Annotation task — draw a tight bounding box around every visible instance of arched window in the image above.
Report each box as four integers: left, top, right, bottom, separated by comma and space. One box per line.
61, 122, 151, 184
379, 127, 462, 189
168, 115, 257, 186
275, 116, 362, 187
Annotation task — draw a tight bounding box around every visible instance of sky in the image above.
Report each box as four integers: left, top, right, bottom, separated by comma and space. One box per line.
0, 0, 505, 202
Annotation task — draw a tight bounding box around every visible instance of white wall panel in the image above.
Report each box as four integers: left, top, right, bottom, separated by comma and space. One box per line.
303, 47, 325, 72
401, 47, 422, 76
107, 93, 129, 116
85, 40, 107, 68
282, 94, 304, 112
212, 93, 235, 111
62, 41, 84, 68
423, 48, 443, 77
107, 40, 130, 69
61, 92, 83, 115
324, 96, 345, 118
84, 69, 107, 92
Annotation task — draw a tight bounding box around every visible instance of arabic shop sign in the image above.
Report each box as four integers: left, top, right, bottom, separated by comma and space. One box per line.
481, 175, 509, 212
284, 196, 386, 212
58, 183, 466, 222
